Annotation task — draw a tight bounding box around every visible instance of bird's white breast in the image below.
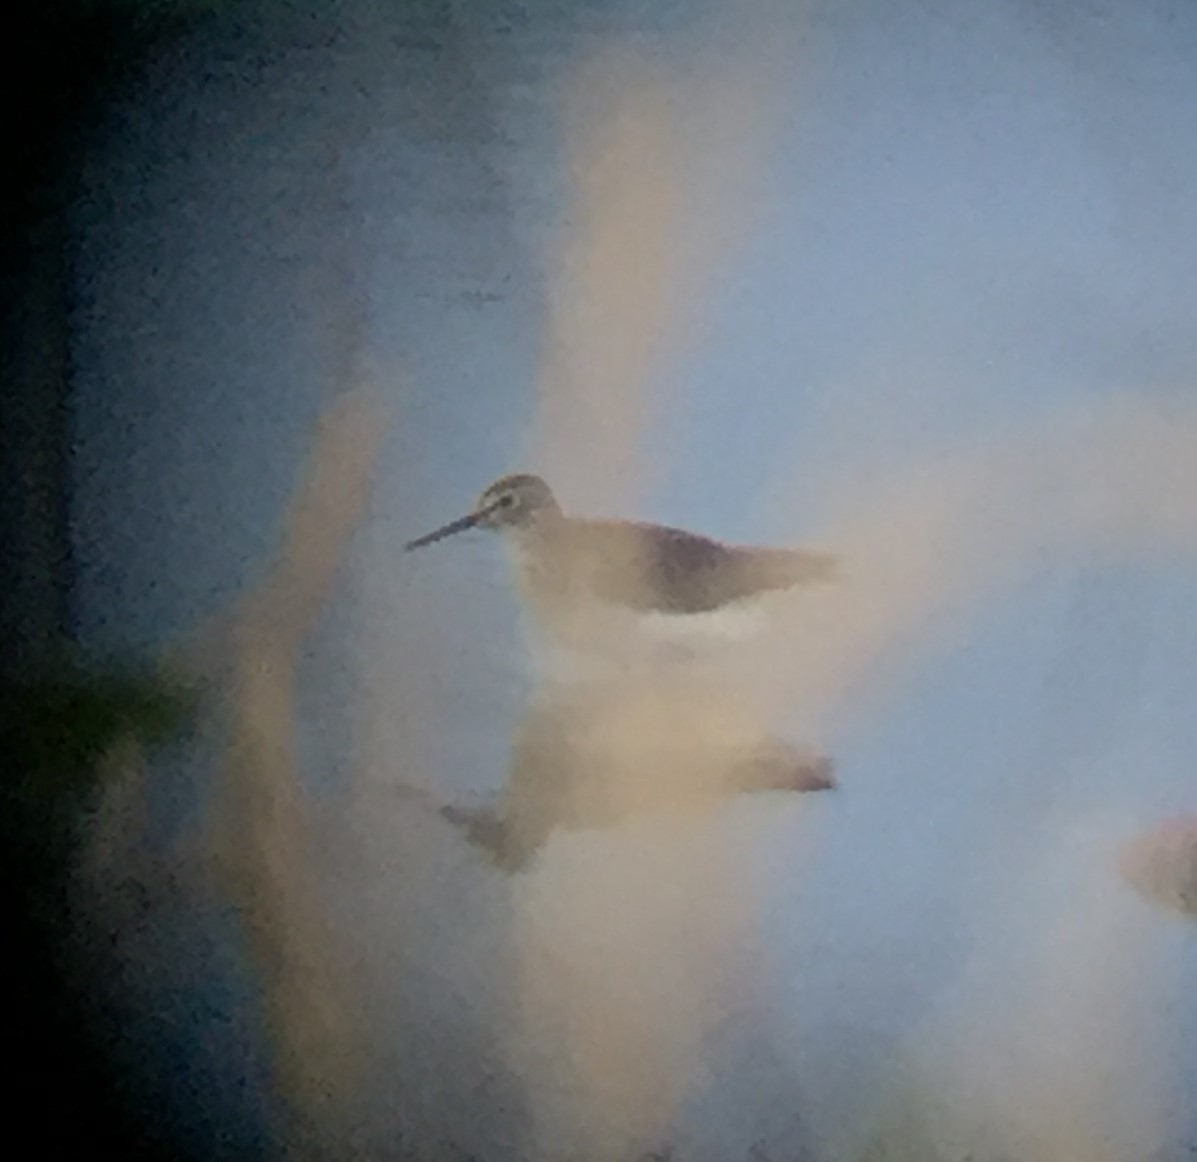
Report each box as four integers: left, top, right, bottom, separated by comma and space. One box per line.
506, 537, 771, 684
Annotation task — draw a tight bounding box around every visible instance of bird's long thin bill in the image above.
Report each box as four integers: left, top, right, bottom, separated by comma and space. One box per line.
404, 511, 480, 550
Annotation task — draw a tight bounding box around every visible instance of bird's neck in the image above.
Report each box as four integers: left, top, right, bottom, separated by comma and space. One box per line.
510, 505, 567, 546
502, 508, 565, 587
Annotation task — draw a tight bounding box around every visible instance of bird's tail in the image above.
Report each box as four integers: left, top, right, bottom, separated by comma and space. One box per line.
787, 548, 840, 584
750, 546, 840, 594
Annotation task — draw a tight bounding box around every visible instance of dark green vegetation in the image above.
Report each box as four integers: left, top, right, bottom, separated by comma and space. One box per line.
3, 657, 201, 1159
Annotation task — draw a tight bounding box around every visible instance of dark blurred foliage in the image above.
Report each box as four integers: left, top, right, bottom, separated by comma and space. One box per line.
2, 655, 198, 873
2, 656, 203, 1160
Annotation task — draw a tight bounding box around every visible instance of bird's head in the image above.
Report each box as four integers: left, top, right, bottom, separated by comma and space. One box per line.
405, 473, 560, 550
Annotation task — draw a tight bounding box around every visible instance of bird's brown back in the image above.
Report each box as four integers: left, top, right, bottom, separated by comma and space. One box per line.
519, 518, 836, 615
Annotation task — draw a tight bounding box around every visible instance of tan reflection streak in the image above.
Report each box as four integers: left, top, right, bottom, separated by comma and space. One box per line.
511, 665, 809, 1159
525, 50, 681, 511
204, 388, 385, 1153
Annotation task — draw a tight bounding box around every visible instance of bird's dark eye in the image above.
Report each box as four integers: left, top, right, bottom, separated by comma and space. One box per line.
498, 493, 515, 507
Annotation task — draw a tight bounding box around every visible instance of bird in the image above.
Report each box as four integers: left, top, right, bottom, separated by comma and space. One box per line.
405, 474, 837, 644
402, 491, 840, 869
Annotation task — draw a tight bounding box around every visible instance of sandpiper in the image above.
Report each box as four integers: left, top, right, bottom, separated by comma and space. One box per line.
405, 474, 837, 649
